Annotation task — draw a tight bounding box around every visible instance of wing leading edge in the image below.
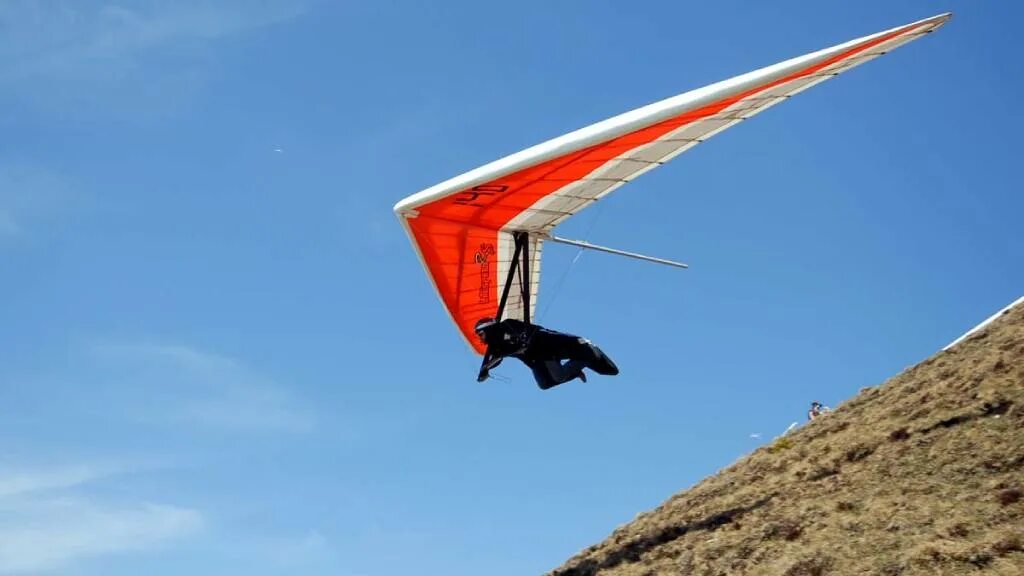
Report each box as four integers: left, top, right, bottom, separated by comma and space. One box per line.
395, 13, 951, 353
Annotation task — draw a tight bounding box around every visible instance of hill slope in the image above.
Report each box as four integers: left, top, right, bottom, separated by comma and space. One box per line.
549, 300, 1024, 576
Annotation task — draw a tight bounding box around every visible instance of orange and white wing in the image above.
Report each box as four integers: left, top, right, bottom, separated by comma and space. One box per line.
394, 13, 951, 353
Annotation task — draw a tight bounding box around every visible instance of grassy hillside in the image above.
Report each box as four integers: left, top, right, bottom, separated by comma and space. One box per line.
549, 301, 1024, 576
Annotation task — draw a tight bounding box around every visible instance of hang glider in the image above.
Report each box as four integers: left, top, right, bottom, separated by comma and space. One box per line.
394, 13, 951, 354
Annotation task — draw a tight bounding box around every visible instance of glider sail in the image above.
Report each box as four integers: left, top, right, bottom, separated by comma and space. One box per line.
394, 13, 951, 353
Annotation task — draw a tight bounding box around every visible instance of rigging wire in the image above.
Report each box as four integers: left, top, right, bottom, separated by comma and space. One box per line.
537, 200, 608, 323
486, 371, 513, 384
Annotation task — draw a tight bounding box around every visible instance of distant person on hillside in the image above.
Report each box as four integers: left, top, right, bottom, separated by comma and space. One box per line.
807, 401, 831, 420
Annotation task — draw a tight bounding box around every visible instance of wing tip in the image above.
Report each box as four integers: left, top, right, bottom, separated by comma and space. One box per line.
922, 12, 953, 30
393, 197, 416, 218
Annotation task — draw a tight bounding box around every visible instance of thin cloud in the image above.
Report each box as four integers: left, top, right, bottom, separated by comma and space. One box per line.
0, 498, 202, 573
0, 1, 315, 116
0, 464, 115, 499
183, 393, 314, 434
0, 1, 312, 70
0, 464, 202, 573
265, 529, 333, 566
89, 342, 315, 433
0, 162, 74, 239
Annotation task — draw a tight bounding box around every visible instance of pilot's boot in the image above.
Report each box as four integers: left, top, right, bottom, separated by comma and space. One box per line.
584, 343, 619, 376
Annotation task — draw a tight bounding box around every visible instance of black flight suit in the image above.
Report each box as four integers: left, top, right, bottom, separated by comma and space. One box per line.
477, 319, 619, 390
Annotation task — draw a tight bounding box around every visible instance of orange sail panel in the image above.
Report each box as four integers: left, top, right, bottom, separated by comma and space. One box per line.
394, 13, 951, 353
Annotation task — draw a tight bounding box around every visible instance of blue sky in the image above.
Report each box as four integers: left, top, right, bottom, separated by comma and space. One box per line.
0, 1, 1020, 574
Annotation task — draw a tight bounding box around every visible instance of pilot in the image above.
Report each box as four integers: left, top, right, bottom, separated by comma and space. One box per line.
474, 317, 619, 390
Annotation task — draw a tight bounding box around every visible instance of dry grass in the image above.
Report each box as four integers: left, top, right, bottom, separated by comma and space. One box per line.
548, 302, 1024, 576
